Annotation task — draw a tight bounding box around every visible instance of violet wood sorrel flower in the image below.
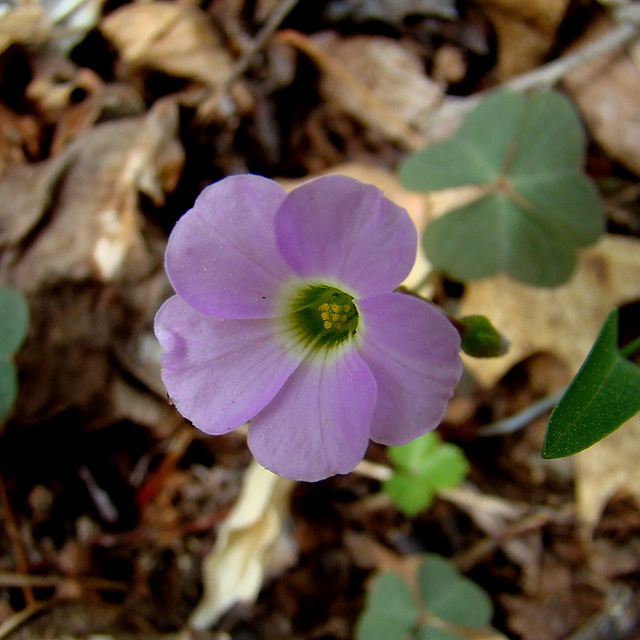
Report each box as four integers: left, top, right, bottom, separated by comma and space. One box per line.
154, 174, 462, 481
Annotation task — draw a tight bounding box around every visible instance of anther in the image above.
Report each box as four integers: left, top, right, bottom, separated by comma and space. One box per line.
323, 321, 332, 329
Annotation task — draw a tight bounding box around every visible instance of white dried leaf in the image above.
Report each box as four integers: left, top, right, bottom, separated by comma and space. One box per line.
189, 462, 297, 629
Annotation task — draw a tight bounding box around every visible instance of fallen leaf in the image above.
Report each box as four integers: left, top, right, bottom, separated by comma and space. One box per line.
279, 30, 441, 149
0, 4, 49, 54
0, 99, 183, 421
0, 97, 184, 288
475, 0, 572, 79
574, 415, 640, 532
563, 16, 640, 178
189, 461, 297, 629
100, 1, 234, 88
457, 234, 640, 388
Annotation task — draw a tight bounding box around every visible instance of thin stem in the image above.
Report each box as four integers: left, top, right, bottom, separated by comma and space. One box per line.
620, 334, 640, 359
476, 389, 565, 437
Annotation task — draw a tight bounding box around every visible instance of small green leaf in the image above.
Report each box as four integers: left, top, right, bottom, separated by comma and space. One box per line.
542, 309, 640, 458
0, 358, 18, 421
417, 555, 493, 629
384, 472, 436, 517
388, 432, 440, 472
415, 626, 462, 640
384, 434, 469, 516
355, 572, 419, 640
0, 287, 29, 357
398, 91, 604, 287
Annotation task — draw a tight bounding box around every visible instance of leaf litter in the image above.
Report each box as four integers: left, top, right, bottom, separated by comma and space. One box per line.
0, 1, 639, 640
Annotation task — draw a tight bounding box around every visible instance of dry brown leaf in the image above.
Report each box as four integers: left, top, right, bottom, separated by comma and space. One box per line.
0, 98, 184, 289
0, 99, 183, 421
475, 0, 572, 79
0, 4, 49, 54
575, 415, 640, 532
279, 30, 441, 149
457, 234, 640, 388
563, 17, 640, 178
189, 461, 297, 629
100, 1, 234, 88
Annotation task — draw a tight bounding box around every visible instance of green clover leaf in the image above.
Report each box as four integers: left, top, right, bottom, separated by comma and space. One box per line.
0, 287, 29, 421
398, 91, 604, 287
384, 433, 469, 517
355, 554, 494, 640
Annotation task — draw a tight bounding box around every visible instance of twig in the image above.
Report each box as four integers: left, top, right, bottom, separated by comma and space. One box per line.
476, 389, 565, 437
426, 10, 640, 132
196, 0, 300, 123
0, 572, 128, 591
0, 470, 35, 606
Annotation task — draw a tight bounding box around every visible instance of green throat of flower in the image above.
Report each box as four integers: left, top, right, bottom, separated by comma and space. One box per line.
286, 284, 359, 351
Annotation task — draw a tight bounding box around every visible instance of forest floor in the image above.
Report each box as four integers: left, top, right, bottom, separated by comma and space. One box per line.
1, 0, 640, 639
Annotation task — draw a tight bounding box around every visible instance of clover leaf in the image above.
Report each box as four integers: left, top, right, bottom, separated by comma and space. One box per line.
398, 91, 604, 287
542, 309, 640, 458
0, 287, 29, 421
355, 554, 494, 640
384, 433, 469, 517
355, 572, 419, 640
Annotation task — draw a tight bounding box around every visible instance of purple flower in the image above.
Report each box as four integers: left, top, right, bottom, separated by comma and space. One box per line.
154, 175, 462, 481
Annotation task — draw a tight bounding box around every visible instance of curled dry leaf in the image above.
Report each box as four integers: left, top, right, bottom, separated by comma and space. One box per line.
100, 1, 234, 88
189, 461, 297, 629
280, 31, 442, 149
475, 0, 572, 79
563, 16, 640, 178
0, 99, 183, 421
0, 98, 184, 288
0, 4, 49, 54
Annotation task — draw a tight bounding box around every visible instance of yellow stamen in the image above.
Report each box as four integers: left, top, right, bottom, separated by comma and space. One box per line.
343, 305, 350, 312
321, 312, 330, 321
323, 320, 332, 329
331, 304, 341, 313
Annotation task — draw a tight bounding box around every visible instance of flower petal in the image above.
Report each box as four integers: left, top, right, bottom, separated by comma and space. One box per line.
247, 347, 377, 481
355, 293, 462, 445
154, 295, 303, 434
274, 176, 417, 296
166, 175, 293, 319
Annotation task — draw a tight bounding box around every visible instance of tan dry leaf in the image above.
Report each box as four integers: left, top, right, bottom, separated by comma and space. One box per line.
457, 234, 640, 388
574, 414, 640, 531
279, 30, 441, 149
100, 1, 234, 88
475, 0, 572, 79
189, 461, 297, 630
0, 4, 49, 54
0, 97, 184, 290
563, 16, 640, 178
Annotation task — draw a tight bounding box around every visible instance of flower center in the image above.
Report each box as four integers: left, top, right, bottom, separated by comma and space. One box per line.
286, 284, 359, 351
